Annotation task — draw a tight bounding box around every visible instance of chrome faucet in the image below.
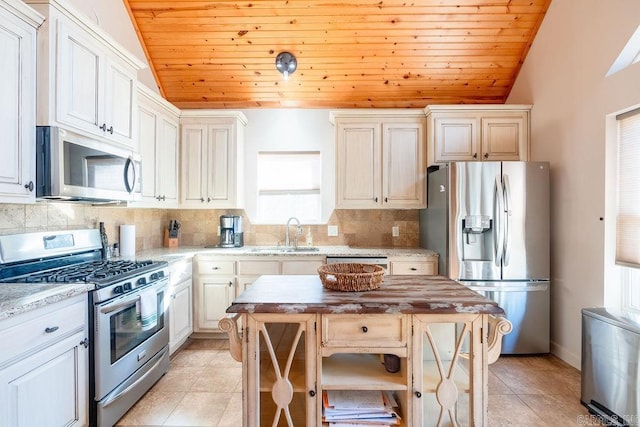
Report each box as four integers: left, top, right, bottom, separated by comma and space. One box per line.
285, 217, 302, 248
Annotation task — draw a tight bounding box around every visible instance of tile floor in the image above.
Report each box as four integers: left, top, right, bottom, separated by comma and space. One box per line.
115, 338, 598, 427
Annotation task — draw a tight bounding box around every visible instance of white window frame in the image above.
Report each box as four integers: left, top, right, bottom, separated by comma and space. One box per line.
256, 151, 322, 224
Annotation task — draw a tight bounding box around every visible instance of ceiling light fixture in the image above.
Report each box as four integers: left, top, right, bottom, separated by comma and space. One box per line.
275, 51, 297, 81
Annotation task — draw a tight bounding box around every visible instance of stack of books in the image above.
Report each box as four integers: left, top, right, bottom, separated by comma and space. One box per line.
322, 390, 401, 426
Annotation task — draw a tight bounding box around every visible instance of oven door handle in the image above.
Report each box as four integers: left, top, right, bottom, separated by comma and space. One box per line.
99, 280, 167, 314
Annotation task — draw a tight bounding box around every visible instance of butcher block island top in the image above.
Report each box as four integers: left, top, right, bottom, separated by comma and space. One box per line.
221, 274, 511, 427
227, 274, 504, 315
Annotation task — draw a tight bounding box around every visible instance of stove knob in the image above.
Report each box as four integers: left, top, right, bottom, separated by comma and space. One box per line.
123, 282, 132, 291
150, 273, 158, 281
137, 277, 147, 286
157, 271, 165, 279
113, 285, 124, 295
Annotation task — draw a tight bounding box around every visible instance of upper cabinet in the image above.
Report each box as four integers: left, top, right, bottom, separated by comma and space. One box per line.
180, 111, 247, 208
26, 0, 146, 151
332, 110, 426, 209
425, 105, 531, 166
0, 0, 43, 203
134, 85, 180, 208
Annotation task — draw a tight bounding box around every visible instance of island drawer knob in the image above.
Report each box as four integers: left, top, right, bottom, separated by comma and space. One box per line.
361, 326, 368, 333
309, 390, 316, 397
415, 391, 422, 398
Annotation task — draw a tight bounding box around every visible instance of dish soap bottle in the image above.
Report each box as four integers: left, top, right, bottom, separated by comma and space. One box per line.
306, 227, 313, 246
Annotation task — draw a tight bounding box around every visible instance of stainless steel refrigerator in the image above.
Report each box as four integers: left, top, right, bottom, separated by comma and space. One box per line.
420, 161, 550, 354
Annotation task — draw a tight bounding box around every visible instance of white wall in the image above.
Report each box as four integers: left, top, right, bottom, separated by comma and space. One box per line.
241, 109, 336, 223
67, 0, 158, 92
507, 0, 640, 367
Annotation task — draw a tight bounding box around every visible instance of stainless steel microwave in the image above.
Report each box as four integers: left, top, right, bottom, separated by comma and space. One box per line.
36, 126, 142, 203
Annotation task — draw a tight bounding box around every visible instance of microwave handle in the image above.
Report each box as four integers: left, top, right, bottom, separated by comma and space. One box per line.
124, 156, 136, 193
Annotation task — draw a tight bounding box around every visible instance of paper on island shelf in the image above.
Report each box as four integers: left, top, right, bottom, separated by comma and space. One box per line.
325, 390, 385, 410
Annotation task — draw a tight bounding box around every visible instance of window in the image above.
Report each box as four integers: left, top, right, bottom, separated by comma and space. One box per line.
616, 108, 640, 309
256, 151, 321, 224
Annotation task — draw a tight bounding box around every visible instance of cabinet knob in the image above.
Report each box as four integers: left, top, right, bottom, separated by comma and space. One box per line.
207, 197, 211, 202
374, 197, 378, 202
410, 267, 417, 271
79, 338, 89, 348
200, 198, 205, 202
415, 391, 422, 398
107, 126, 114, 134
384, 197, 388, 203
161, 195, 166, 201
99, 123, 107, 132
45, 326, 59, 333
212, 266, 220, 270
24, 181, 34, 192
309, 390, 316, 397
484, 153, 489, 159
361, 326, 368, 333
473, 153, 478, 159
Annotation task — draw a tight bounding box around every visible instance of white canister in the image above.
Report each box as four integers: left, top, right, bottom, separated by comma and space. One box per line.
120, 225, 136, 257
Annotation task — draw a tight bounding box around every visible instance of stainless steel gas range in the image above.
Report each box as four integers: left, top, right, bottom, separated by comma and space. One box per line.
0, 229, 170, 427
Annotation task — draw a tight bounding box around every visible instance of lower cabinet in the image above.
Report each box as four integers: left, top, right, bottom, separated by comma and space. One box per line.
168, 258, 193, 354
388, 255, 438, 276
0, 294, 88, 427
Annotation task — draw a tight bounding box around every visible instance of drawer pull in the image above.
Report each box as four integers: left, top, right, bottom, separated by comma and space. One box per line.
410, 267, 417, 271
212, 267, 220, 270
361, 326, 368, 333
45, 326, 59, 333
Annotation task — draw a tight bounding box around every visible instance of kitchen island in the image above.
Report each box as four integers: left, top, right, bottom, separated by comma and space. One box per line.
222, 274, 511, 427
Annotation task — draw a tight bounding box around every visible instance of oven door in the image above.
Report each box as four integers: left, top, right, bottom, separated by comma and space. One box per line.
94, 277, 169, 400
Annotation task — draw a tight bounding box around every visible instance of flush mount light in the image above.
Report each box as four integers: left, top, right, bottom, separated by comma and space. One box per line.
275, 51, 297, 81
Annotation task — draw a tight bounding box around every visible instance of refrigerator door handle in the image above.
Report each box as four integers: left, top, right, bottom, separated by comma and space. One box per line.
503, 174, 512, 266
494, 175, 505, 266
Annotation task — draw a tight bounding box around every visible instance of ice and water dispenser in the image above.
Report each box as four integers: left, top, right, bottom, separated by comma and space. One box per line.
461, 214, 493, 262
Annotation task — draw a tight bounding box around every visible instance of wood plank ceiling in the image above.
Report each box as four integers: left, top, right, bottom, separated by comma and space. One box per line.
123, 0, 551, 109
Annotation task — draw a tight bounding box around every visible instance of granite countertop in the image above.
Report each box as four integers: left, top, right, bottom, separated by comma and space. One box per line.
227, 275, 504, 315
0, 245, 438, 321
137, 245, 439, 264
0, 283, 93, 321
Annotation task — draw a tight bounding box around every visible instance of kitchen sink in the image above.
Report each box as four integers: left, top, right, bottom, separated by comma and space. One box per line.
249, 246, 320, 253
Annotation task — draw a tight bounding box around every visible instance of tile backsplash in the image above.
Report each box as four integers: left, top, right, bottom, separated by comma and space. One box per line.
0, 203, 420, 251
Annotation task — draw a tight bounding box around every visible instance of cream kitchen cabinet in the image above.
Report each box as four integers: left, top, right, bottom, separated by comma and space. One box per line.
425, 105, 531, 166
180, 111, 247, 208
0, 294, 88, 427
332, 111, 426, 209
193, 256, 235, 332
0, 1, 42, 203
388, 254, 438, 276
27, 0, 145, 151
136, 85, 181, 208
168, 258, 193, 354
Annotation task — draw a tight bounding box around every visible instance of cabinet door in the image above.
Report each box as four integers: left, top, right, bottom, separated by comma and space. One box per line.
383, 121, 425, 208
207, 124, 233, 205
195, 277, 234, 331
138, 105, 158, 202
56, 21, 102, 134
481, 115, 526, 161
157, 117, 179, 204
181, 124, 208, 205
103, 57, 137, 149
432, 115, 479, 162
0, 330, 88, 427
336, 121, 381, 208
169, 278, 193, 354
0, 9, 36, 202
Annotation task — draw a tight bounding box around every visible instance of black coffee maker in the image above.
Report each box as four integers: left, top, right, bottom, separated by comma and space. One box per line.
232, 215, 244, 247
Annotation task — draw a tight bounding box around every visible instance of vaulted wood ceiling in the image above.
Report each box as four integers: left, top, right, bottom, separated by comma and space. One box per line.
123, 0, 551, 109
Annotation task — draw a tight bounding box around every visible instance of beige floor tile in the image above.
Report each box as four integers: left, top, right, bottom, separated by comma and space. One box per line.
162, 392, 231, 427
215, 393, 243, 427
151, 366, 203, 393
517, 393, 590, 426
190, 366, 242, 392
488, 394, 545, 426
115, 391, 185, 426
170, 349, 218, 368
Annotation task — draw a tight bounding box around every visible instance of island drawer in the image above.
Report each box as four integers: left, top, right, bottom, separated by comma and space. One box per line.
321, 314, 407, 349
195, 258, 235, 275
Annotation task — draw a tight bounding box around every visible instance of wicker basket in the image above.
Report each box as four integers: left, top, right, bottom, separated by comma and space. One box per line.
317, 263, 385, 292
